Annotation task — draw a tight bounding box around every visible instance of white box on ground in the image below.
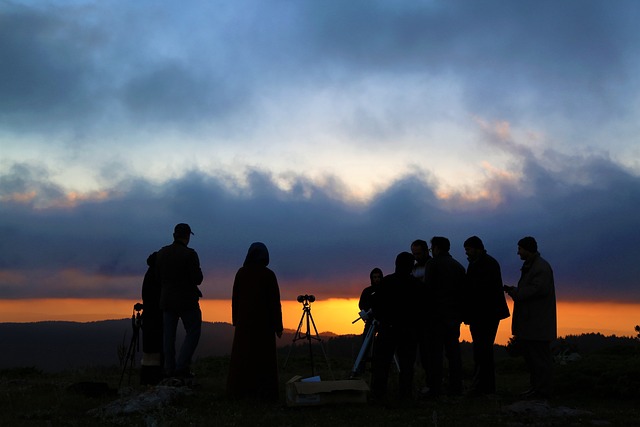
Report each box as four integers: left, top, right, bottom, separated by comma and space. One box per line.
285, 375, 369, 406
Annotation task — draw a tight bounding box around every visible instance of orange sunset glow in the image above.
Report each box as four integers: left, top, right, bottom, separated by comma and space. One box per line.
0, 298, 637, 345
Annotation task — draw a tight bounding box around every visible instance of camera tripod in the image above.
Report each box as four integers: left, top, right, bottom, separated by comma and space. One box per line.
283, 295, 333, 378
119, 303, 143, 387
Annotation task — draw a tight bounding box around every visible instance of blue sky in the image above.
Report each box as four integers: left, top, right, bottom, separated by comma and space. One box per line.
1, 0, 639, 302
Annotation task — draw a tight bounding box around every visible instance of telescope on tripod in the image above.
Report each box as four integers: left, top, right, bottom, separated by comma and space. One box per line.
350, 308, 399, 378
283, 294, 333, 378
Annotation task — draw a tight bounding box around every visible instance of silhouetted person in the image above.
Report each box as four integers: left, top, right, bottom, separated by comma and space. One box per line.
411, 239, 431, 282
359, 268, 383, 312
410, 239, 432, 394
359, 267, 383, 334
371, 252, 420, 401
156, 223, 203, 379
504, 236, 557, 399
424, 236, 466, 397
463, 236, 510, 396
354, 267, 383, 374
140, 251, 163, 385
227, 242, 283, 402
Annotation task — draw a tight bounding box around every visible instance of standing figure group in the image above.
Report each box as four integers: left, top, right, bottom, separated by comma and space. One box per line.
140, 224, 284, 404
366, 235, 556, 401
140, 223, 204, 384
140, 223, 555, 404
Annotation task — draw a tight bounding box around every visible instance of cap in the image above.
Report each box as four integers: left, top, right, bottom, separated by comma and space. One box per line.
174, 223, 194, 236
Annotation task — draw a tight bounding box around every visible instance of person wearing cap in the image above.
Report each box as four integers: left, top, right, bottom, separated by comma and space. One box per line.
156, 223, 204, 379
463, 236, 510, 396
504, 236, 557, 399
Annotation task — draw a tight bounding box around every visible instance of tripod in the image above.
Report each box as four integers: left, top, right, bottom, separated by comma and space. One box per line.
283, 295, 333, 378
350, 310, 400, 379
119, 303, 143, 387
351, 318, 378, 378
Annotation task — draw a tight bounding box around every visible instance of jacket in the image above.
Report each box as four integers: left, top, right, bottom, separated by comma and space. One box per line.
511, 253, 557, 341
156, 240, 203, 311
464, 252, 510, 323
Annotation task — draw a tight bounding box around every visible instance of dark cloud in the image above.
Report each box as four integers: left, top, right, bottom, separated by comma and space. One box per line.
2, 1, 639, 137
296, 0, 640, 124
0, 4, 103, 131
1, 148, 639, 302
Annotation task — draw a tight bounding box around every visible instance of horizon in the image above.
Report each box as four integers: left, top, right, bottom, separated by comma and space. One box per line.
1, 298, 637, 346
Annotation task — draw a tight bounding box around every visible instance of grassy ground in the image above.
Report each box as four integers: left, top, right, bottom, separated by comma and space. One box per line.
1, 346, 639, 426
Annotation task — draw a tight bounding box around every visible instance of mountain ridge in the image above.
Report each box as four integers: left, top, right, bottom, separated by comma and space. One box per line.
0, 319, 342, 372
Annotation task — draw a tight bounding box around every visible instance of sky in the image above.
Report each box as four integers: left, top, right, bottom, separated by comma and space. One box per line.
1, 0, 640, 317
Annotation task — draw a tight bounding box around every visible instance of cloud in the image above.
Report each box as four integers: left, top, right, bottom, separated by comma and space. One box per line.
1, 1, 639, 305
3, 1, 639, 134
1, 144, 639, 302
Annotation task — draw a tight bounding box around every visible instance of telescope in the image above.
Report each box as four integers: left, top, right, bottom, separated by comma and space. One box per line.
297, 294, 315, 303
352, 308, 372, 324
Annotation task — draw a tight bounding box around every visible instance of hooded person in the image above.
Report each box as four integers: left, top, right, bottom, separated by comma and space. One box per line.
227, 242, 284, 402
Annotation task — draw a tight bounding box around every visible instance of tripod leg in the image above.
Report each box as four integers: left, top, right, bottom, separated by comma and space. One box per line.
305, 310, 316, 376
351, 323, 375, 376
119, 328, 139, 388
308, 311, 334, 380
283, 309, 307, 369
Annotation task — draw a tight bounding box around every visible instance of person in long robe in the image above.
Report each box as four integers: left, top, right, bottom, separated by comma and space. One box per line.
227, 242, 283, 402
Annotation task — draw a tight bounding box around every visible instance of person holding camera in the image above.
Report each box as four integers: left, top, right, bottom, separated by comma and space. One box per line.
463, 236, 510, 396
156, 223, 204, 379
504, 236, 557, 399
370, 252, 420, 401
227, 242, 283, 402
140, 251, 164, 385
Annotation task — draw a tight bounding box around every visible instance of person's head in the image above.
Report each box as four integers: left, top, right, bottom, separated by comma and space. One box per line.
243, 242, 270, 267
517, 236, 538, 261
395, 252, 415, 275
173, 223, 194, 244
464, 236, 485, 261
410, 239, 429, 265
370, 268, 383, 286
430, 236, 450, 256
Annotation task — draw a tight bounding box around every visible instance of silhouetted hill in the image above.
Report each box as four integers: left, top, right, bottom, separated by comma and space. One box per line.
2, 321, 635, 372
0, 320, 339, 372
